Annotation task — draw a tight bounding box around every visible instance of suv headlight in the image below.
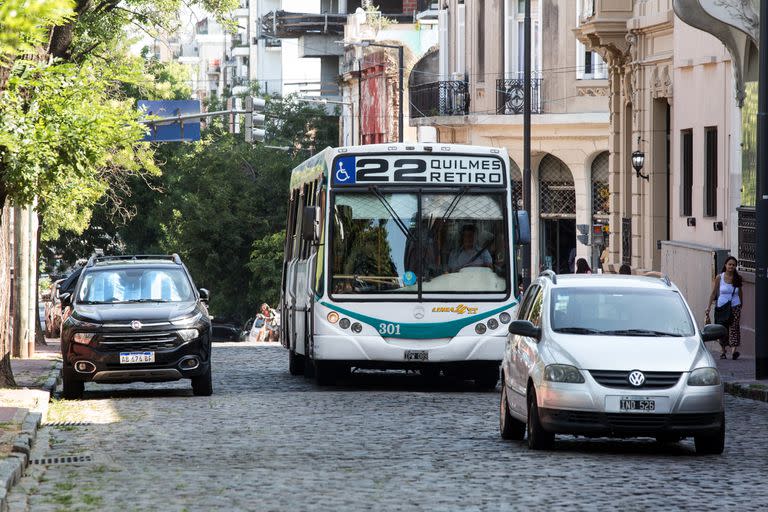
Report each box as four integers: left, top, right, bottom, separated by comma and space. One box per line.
170, 313, 202, 326
544, 364, 585, 383
177, 329, 200, 341
688, 367, 721, 386
73, 333, 95, 345
69, 316, 99, 329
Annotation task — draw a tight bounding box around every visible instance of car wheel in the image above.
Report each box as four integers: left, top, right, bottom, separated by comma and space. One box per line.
191, 366, 213, 396
500, 381, 525, 440
288, 350, 305, 376
527, 388, 554, 450
61, 370, 84, 400
694, 413, 725, 455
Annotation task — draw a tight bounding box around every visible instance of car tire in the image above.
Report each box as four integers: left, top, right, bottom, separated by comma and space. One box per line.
694, 413, 725, 455
500, 381, 525, 440
527, 388, 554, 450
191, 366, 213, 396
61, 370, 84, 400
288, 350, 305, 376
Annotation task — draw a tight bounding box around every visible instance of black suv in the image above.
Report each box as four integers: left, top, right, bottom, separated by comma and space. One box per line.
59, 254, 213, 398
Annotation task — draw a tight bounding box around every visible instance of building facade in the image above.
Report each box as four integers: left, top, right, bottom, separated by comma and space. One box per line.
410, 0, 610, 274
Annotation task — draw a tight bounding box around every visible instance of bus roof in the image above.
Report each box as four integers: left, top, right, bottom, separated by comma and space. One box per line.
289, 144, 508, 190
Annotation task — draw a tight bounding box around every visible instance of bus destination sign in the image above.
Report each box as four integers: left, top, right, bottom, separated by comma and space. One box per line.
332, 155, 506, 186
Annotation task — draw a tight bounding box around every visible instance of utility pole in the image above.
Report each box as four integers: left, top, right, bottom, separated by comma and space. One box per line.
522, 0, 532, 289
26, 205, 37, 357
755, 0, 768, 379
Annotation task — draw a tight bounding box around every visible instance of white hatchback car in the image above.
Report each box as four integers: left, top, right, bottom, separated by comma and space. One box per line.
500, 272, 727, 454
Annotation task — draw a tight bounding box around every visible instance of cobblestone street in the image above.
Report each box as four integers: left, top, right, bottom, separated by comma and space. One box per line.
8, 342, 768, 511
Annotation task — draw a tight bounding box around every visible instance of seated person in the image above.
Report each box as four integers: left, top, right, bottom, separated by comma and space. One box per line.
447, 224, 492, 272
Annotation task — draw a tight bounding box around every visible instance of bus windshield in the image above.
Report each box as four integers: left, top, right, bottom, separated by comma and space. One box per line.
331, 191, 509, 295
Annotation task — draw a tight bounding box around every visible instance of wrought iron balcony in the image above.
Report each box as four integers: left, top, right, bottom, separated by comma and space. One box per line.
738, 206, 756, 272
410, 81, 469, 118
496, 78, 542, 115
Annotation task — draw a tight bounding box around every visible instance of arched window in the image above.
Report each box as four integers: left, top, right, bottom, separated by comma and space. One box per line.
591, 152, 610, 219
510, 159, 522, 210
539, 154, 575, 218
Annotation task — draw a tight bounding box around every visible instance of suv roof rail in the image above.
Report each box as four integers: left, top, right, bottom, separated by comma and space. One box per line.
539, 269, 557, 285
661, 274, 672, 287
87, 254, 182, 266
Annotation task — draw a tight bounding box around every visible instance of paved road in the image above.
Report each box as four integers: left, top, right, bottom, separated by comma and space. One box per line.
8, 342, 768, 511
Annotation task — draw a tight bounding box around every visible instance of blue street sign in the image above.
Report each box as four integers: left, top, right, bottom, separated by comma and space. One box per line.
138, 100, 202, 142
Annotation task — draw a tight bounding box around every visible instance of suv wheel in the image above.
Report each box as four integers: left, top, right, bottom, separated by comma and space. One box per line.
288, 350, 305, 376
191, 366, 213, 396
500, 380, 525, 440
694, 413, 725, 455
61, 370, 84, 400
527, 388, 554, 450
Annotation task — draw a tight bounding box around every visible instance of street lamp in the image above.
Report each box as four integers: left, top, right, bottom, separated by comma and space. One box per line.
346, 40, 404, 143
631, 149, 649, 181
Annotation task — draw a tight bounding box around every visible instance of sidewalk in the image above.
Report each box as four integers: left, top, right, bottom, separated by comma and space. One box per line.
0, 339, 61, 511
714, 349, 768, 402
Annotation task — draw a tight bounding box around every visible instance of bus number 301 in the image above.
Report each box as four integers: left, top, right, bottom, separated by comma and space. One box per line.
378, 323, 401, 335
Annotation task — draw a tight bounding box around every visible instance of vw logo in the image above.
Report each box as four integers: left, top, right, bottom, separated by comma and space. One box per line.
628, 370, 646, 387
130, 320, 143, 331
413, 306, 425, 320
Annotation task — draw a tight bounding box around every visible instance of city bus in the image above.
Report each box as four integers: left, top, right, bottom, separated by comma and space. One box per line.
280, 143, 528, 387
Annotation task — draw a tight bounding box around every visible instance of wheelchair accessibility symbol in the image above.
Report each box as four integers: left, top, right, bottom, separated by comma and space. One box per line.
334, 156, 356, 185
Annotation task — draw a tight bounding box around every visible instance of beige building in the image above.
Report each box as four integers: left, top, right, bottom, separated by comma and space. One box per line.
409, 0, 610, 274
575, 0, 758, 353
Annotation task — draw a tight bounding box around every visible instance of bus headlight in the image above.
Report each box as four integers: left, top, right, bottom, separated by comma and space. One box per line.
487, 318, 499, 330
475, 323, 487, 335
327, 312, 340, 324
339, 318, 351, 329
351, 322, 363, 333
499, 312, 511, 324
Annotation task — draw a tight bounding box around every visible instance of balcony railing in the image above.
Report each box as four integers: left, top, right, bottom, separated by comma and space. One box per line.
410, 81, 469, 118
496, 78, 542, 115
738, 206, 756, 272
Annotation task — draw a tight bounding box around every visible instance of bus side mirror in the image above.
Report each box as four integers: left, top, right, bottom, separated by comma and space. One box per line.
302, 206, 320, 242
515, 211, 531, 245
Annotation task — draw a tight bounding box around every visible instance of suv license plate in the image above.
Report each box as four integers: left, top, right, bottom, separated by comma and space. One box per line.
620, 398, 655, 412
404, 350, 428, 361
119, 351, 155, 364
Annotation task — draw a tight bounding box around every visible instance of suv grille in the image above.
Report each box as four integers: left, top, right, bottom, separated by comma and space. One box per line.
96, 331, 182, 351
589, 370, 682, 389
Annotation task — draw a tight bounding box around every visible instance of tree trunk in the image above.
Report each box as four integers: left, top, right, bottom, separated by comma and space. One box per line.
35, 213, 47, 346
0, 201, 17, 387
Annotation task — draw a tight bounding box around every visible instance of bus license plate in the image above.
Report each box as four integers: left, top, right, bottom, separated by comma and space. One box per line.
119, 351, 155, 364
404, 350, 428, 361
620, 397, 655, 412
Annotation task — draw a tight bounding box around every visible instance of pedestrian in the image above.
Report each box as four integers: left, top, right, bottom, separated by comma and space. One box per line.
705, 256, 743, 360
599, 245, 609, 272
619, 264, 631, 275
575, 258, 592, 274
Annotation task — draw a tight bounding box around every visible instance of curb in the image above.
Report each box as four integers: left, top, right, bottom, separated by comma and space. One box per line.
724, 382, 768, 403
42, 361, 63, 396
0, 411, 41, 512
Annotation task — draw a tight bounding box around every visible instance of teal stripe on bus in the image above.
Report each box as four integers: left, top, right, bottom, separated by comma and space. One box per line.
319, 301, 517, 339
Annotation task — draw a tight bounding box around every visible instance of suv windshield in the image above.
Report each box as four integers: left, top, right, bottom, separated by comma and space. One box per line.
550, 287, 695, 337
77, 267, 194, 304
331, 191, 508, 295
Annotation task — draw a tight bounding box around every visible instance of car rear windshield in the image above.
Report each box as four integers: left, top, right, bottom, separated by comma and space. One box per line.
550, 287, 695, 337
77, 267, 194, 304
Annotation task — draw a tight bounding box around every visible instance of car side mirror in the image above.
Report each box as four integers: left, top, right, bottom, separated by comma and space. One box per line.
59, 292, 72, 307
701, 323, 727, 342
508, 320, 541, 340
301, 206, 320, 242
199, 288, 210, 303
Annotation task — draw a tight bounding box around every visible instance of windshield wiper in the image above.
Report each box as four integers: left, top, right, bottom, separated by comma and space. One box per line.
369, 186, 415, 242
438, 185, 469, 225
553, 327, 605, 334
602, 329, 683, 337
124, 299, 171, 303
78, 300, 112, 305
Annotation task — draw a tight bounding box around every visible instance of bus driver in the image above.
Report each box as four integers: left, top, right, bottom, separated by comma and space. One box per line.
447, 224, 492, 273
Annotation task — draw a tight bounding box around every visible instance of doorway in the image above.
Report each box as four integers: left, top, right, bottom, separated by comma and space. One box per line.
541, 219, 576, 274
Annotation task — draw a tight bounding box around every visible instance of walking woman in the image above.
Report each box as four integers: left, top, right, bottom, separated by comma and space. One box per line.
706, 256, 743, 359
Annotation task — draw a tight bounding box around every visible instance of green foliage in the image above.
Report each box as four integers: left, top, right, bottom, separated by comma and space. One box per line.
0, 59, 159, 240
247, 231, 285, 307
0, 0, 74, 63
